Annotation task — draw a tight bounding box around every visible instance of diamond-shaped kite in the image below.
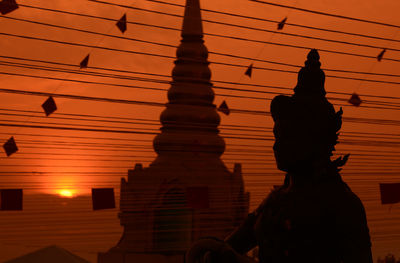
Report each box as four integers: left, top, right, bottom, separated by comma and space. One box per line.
42, 96, 57, 116
0, 0, 19, 15
379, 183, 400, 204
3, 136, 18, 156
348, 93, 362, 107
116, 13, 127, 33
277, 17, 287, 30
92, 188, 115, 210
218, 100, 230, 115
0, 189, 23, 210
80, 54, 90, 69
377, 48, 386, 62
245, 63, 253, 78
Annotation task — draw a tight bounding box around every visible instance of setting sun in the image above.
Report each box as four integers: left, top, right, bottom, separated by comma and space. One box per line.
58, 190, 75, 198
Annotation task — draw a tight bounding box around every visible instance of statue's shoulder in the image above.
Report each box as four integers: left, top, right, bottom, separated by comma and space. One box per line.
317, 181, 367, 223
254, 185, 289, 216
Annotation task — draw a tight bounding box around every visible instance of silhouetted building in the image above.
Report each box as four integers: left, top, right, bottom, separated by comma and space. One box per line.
5, 245, 90, 263
98, 0, 249, 262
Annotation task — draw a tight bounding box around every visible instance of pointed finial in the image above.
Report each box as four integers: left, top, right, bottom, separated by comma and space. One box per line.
305, 49, 321, 68
181, 0, 203, 38
294, 49, 326, 97
307, 49, 319, 60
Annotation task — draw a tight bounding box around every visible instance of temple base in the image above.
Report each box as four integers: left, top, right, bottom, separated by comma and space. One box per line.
98, 251, 184, 263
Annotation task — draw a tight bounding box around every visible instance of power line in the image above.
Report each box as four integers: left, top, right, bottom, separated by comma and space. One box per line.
0, 83, 399, 128
0, 86, 165, 107
0, 69, 169, 93
2, 155, 398, 165
4, 11, 400, 58
0, 108, 268, 130
8, 12, 400, 70
1, 121, 400, 148
250, 0, 400, 29
10, 145, 399, 159
5, 135, 400, 151
145, 0, 400, 44
1, 61, 400, 111
2, 132, 399, 156
1, 144, 398, 161
0, 122, 158, 136
5, 57, 400, 97
5, 29, 400, 83
2, 111, 400, 141
2, 54, 400, 103
1, 62, 399, 110
1, 170, 398, 175
0, 84, 277, 116
2, 107, 400, 139
85, 0, 400, 62
0, 62, 283, 102
143, 0, 400, 53
0, 31, 176, 59
18, 2, 400, 47
3, 143, 400, 158
1, 163, 398, 170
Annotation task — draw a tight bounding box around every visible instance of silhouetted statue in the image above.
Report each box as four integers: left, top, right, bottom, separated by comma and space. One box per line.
186, 50, 373, 263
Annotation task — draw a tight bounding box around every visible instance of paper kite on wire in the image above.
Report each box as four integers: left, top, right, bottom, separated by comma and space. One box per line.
0, 189, 23, 210
116, 13, 127, 33
0, 0, 19, 15
245, 63, 253, 78
3, 136, 18, 156
80, 54, 90, 69
348, 93, 362, 107
218, 100, 230, 115
379, 183, 400, 204
377, 48, 386, 62
92, 188, 115, 210
42, 96, 57, 116
277, 17, 287, 30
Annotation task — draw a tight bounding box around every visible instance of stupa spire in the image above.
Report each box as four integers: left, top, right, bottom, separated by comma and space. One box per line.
153, 0, 225, 158
181, 0, 203, 38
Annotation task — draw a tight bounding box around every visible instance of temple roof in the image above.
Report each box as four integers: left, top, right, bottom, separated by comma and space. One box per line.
5, 245, 90, 263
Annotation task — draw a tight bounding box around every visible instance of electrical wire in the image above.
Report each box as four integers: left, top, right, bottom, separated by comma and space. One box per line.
249, 0, 400, 29
2, 69, 400, 112
2, 60, 400, 110
16, 1, 400, 46
86, 0, 400, 62
2, 54, 400, 102
4, 11, 400, 57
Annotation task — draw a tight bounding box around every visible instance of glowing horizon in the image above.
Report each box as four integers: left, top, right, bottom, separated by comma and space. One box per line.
58, 189, 76, 198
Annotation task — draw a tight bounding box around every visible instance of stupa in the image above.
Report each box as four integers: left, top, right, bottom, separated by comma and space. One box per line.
98, 0, 249, 262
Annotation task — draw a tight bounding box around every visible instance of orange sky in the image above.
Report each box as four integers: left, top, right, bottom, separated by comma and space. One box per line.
0, 0, 400, 261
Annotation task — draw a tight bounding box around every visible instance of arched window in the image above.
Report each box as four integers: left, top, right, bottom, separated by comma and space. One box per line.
153, 188, 192, 252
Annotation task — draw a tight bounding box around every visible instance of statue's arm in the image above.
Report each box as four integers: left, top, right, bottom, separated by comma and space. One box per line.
224, 211, 259, 255
338, 192, 373, 263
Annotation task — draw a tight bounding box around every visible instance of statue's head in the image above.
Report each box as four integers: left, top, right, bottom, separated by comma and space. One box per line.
271, 50, 343, 174
295, 48, 326, 97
